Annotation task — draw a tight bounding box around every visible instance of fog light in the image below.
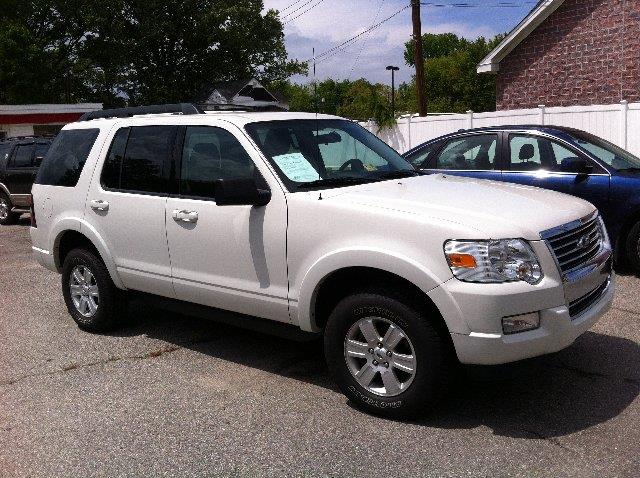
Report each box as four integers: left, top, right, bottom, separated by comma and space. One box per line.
502, 312, 540, 335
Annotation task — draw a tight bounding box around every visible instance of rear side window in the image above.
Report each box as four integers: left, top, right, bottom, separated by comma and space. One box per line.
35, 129, 100, 187
119, 126, 176, 194
11, 144, 34, 168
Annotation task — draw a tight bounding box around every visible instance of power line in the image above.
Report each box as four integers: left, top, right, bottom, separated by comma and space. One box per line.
307, 4, 412, 64
280, 0, 305, 13
283, 0, 326, 23
348, 0, 387, 74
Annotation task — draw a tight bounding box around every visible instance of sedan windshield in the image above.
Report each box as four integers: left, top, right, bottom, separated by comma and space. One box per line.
569, 132, 640, 171
245, 119, 416, 190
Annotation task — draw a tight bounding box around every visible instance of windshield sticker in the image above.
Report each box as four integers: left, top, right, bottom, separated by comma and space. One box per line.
272, 152, 320, 182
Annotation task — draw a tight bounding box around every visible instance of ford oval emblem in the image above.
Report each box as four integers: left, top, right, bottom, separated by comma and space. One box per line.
576, 234, 590, 250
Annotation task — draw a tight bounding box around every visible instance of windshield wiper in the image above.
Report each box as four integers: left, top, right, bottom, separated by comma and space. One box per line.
617, 167, 640, 172
296, 177, 373, 189
376, 170, 421, 180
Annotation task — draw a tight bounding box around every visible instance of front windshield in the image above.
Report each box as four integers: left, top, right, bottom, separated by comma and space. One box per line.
569, 132, 640, 171
245, 119, 415, 190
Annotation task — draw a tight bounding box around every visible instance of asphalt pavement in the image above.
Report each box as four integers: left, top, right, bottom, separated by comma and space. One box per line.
1, 219, 638, 477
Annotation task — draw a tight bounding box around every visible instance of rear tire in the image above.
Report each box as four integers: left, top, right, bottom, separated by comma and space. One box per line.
61, 248, 126, 332
324, 288, 454, 419
0, 193, 19, 225
626, 221, 640, 272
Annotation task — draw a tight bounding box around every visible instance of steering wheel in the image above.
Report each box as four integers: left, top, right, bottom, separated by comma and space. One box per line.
339, 158, 366, 172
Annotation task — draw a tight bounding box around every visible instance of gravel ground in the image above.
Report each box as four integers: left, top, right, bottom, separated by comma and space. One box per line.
0, 220, 638, 477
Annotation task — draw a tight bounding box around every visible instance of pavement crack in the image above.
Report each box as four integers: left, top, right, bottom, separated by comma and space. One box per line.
0, 345, 181, 387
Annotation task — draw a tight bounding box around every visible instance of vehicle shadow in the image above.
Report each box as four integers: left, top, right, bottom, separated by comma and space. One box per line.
117, 301, 639, 439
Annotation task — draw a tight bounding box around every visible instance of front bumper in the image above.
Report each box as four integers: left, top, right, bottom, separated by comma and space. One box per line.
451, 273, 614, 365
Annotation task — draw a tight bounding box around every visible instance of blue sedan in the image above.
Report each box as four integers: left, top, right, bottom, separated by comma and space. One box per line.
403, 126, 640, 270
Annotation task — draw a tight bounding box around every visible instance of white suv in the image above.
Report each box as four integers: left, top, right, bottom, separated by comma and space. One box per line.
30, 104, 615, 417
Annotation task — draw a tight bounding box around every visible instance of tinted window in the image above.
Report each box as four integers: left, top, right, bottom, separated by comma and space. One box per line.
181, 126, 255, 199
120, 126, 176, 194
101, 128, 130, 189
36, 129, 99, 187
34, 143, 50, 165
11, 144, 34, 168
405, 141, 443, 168
436, 135, 497, 170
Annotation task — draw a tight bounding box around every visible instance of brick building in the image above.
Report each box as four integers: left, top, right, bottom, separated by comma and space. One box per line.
478, 0, 640, 110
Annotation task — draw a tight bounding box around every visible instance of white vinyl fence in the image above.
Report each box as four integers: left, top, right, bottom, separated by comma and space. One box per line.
361, 101, 640, 157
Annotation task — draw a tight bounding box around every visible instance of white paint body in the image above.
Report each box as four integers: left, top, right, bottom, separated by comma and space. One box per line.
30, 112, 615, 365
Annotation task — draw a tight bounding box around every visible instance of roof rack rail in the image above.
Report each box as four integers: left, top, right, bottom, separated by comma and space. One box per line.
78, 103, 204, 121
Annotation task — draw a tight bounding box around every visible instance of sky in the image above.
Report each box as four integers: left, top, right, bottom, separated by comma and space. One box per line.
262, 0, 537, 85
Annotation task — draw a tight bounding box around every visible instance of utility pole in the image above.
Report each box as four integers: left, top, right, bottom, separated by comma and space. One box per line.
411, 0, 427, 116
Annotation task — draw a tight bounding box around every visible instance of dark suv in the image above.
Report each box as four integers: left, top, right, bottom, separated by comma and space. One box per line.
0, 136, 52, 224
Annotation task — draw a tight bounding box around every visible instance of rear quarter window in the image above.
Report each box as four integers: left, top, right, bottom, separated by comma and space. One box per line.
35, 129, 100, 187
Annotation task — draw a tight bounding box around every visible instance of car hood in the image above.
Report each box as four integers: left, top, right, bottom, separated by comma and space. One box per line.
318, 174, 596, 240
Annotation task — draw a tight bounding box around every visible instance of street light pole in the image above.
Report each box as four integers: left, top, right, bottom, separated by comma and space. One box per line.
386, 65, 399, 118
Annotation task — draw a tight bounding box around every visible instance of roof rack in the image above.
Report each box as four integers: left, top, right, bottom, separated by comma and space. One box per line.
78, 103, 204, 121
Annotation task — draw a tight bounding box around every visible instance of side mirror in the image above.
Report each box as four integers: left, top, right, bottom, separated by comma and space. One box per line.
213, 178, 271, 207
34, 156, 44, 166
560, 157, 593, 174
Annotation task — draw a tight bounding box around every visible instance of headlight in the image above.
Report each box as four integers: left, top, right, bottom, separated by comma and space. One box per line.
444, 239, 543, 284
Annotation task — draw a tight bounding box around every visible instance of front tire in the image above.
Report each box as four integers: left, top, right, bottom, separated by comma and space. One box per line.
324, 289, 453, 419
61, 248, 126, 332
0, 193, 19, 225
627, 221, 640, 272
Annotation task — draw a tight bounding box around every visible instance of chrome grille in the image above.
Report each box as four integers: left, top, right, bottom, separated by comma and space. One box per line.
544, 215, 603, 274
568, 279, 609, 318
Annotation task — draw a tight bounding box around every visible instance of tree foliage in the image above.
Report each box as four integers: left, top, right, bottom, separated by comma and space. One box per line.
0, 0, 306, 106
401, 32, 505, 113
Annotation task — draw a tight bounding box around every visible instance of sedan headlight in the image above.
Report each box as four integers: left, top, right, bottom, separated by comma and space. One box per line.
444, 239, 543, 284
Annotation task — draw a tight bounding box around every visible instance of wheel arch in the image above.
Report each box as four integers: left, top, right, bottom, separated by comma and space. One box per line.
296, 248, 460, 334
53, 222, 125, 289
615, 206, 640, 262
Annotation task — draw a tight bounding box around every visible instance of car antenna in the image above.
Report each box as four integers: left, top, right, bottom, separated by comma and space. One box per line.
313, 47, 322, 191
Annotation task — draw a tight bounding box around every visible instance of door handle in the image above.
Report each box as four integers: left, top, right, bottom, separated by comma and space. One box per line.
90, 199, 109, 212
172, 209, 198, 223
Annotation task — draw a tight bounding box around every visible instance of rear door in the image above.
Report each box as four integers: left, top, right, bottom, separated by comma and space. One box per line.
502, 133, 610, 215
419, 133, 503, 182
85, 124, 177, 298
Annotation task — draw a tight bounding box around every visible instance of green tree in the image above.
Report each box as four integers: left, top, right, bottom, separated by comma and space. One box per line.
401, 33, 505, 113
0, 0, 306, 106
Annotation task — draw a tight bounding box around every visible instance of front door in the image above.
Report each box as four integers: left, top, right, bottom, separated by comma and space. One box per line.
165, 124, 289, 323
502, 134, 610, 216
85, 124, 176, 297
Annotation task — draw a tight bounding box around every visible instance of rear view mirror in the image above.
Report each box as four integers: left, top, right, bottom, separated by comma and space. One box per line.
213, 178, 271, 207
560, 157, 593, 174
315, 131, 341, 144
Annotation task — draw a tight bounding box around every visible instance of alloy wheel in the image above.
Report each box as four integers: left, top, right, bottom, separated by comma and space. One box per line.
69, 265, 100, 317
344, 316, 417, 397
